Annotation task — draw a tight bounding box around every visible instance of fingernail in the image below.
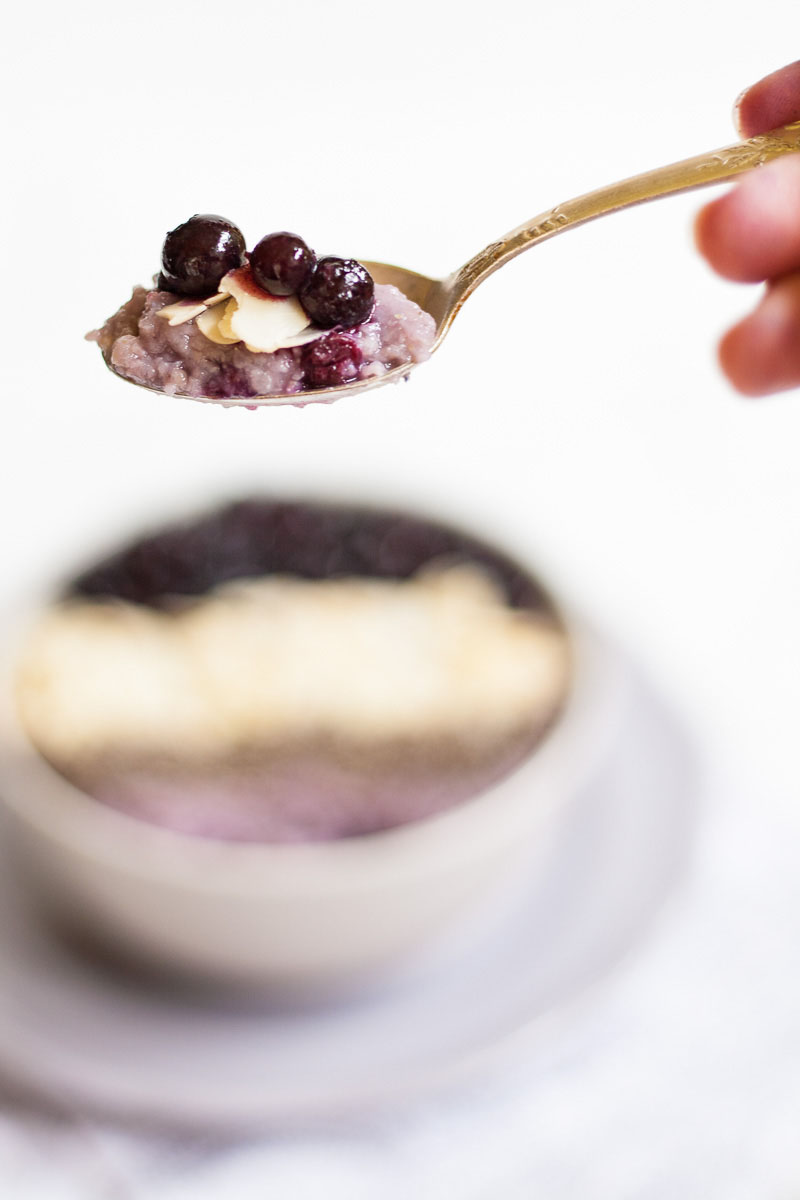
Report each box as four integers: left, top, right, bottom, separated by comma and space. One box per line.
732, 88, 748, 137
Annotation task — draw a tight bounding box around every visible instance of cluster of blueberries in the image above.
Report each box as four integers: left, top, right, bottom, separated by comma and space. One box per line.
158, 214, 375, 330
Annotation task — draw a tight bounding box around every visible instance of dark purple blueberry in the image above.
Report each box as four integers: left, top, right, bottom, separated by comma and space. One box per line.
250, 232, 316, 295
303, 332, 363, 389
299, 257, 374, 329
159, 214, 246, 298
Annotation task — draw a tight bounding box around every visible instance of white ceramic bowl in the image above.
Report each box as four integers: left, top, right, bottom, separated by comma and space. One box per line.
0, 509, 628, 992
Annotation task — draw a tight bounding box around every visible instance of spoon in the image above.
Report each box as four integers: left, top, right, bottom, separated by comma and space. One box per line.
104, 120, 800, 408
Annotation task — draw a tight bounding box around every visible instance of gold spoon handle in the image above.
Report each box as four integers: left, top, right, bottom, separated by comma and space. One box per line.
449, 121, 800, 311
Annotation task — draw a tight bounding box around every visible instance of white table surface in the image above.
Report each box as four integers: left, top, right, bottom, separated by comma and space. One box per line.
3, 0, 800, 1194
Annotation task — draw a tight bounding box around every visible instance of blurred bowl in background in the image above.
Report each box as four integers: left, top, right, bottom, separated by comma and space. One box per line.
0, 495, 628, 992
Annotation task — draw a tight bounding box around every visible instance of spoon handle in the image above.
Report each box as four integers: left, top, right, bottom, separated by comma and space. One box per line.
449, 120, 800, 312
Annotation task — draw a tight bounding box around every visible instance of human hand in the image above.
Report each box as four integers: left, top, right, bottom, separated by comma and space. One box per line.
695, 61, 800, 395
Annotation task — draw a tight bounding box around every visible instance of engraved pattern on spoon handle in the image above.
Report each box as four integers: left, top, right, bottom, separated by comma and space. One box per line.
447, 121, 800, 316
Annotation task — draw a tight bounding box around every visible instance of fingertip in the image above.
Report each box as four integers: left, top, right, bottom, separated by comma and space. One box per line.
718, 276, 800, 397
733, 60, 800, 137
718, 319, 768, 396
693, 186, 763, 283
732, 85, 751, 138
693, 194, 725, 266
694, 157, 800, 284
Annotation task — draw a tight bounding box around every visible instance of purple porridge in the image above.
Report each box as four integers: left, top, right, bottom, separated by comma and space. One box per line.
91, 282, 435, 400
16, 501, 571, 843
89, 215, 436, 400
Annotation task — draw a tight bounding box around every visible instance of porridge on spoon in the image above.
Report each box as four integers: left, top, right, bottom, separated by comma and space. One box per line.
89, 215, 436, 404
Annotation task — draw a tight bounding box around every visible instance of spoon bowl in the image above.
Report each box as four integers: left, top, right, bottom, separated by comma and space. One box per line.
102, 121, 800, 408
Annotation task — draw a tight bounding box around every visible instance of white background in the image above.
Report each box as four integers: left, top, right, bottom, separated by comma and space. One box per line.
2, 1, 800, 1195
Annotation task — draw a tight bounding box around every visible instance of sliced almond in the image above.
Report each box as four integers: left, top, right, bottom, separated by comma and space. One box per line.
227, 294, 311, 351
217, 267, 263, 301
228, 295, 311, 351
197, 301, 241, 345
218, 268, 312, 353
157, 299, 209, 327
217, 298, 239, 342
156, 291, 228, 327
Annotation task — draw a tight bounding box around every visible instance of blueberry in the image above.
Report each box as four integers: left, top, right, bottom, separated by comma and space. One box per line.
303, 332, 363, 389
160, 214, 246, 298
299, 257, 374, 329
250, 232, 316, 295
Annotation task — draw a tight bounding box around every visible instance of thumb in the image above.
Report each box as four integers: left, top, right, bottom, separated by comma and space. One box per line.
734, 60, 800, 137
